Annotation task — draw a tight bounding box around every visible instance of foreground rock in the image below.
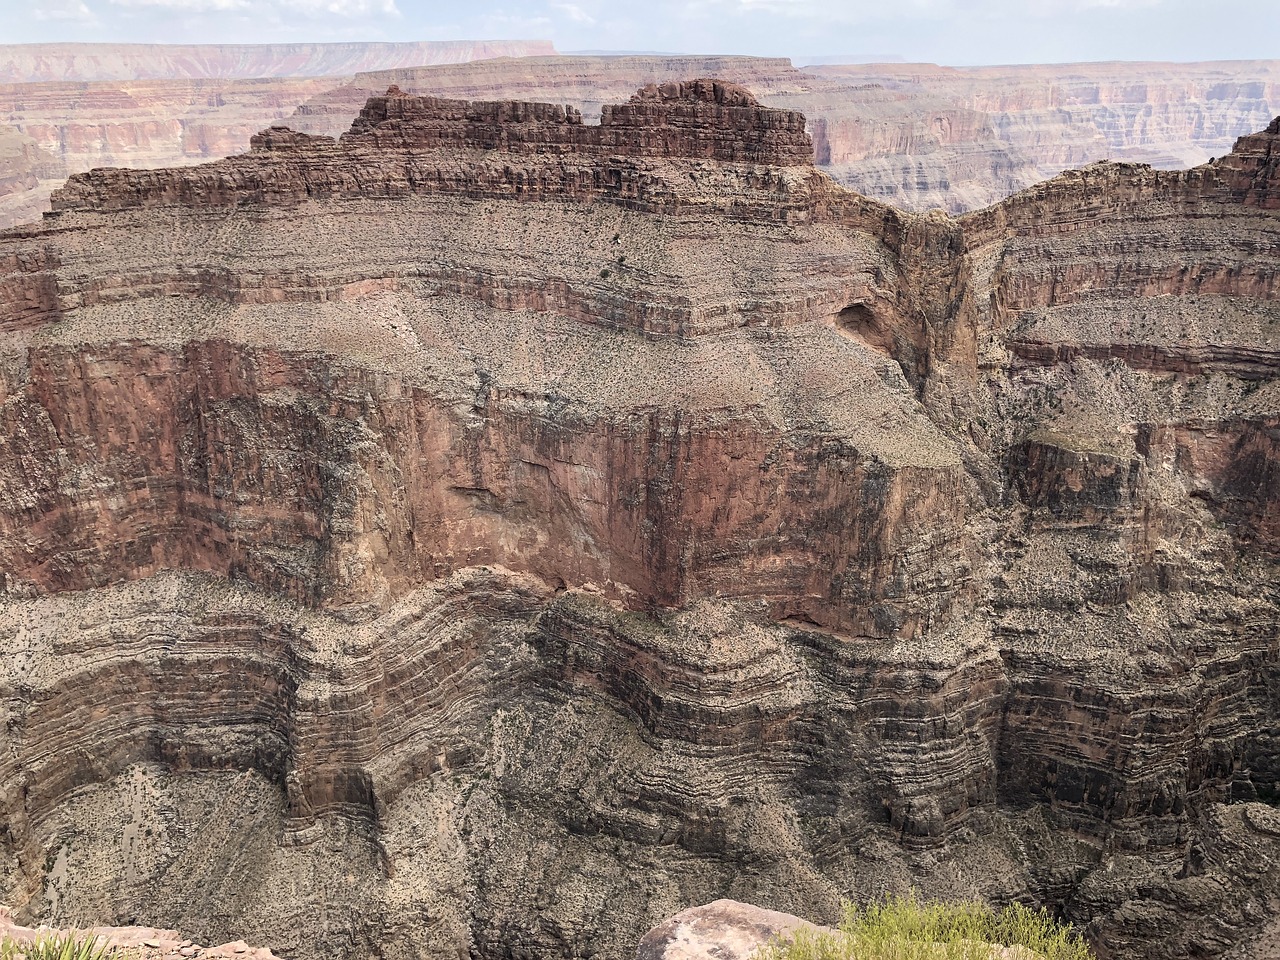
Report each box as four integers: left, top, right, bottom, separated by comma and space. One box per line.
0, 82, 1277, 960
637, 901, 833, 960
0, 907, 280, 960
636, 901, 1044, 960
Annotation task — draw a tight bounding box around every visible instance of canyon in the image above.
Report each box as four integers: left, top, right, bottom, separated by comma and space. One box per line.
3, 54, 1279, 231
809, 59, 1280, 209
0, 41, 559, 232
0, 77, 1277, 960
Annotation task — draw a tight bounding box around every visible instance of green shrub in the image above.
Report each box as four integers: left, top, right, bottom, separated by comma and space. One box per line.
758, 893, 1095, 960
0, 933, 121, 960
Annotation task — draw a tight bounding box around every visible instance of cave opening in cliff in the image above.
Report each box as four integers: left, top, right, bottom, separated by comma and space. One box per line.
836, 301, 914, 386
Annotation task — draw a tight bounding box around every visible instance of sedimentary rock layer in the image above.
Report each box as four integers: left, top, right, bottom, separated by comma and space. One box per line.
5, 55, 1279, 231
288, 54, 1047, 213
0, 42, 554, 230
296, 56, 1280, 213
0, 83, 1277, 960
812, 59, 1280, 207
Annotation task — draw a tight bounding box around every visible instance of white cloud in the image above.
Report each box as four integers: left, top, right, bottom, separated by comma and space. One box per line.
106, 0, 400, 15
551, 1, 594, 24
31, 0, 97, 19
108, 0, 250, 9
279, 0, 399, 15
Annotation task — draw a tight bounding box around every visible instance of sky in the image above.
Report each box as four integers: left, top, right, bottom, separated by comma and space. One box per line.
5, 0, 1280, 66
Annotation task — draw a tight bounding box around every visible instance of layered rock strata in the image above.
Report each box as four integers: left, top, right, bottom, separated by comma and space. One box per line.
294, 56, 1280, 213
812, 59, 1280, 208
5, 55, 1279, 230
0, 83, 1277, 960
288, 54, 1048, 213
0, 123, 63, 229
0, 42, 554, 231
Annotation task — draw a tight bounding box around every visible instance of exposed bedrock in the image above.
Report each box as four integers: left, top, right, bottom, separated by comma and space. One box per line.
810, 60, 1280, 211
0, 85, 1278, 960
0, 338, 974, 638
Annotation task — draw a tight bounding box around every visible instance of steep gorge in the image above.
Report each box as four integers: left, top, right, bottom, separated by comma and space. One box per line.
0, 81, 1277, 960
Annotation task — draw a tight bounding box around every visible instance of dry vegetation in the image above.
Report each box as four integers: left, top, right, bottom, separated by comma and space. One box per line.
759, 894, 1096, 960
0, 934, 121, 960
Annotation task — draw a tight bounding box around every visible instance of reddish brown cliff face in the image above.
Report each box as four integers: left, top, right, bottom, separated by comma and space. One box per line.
0, 83, 1277, 960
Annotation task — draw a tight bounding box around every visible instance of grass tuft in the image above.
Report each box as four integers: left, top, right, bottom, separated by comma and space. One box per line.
0, 933, 122, 960
758, 892, 1095, 960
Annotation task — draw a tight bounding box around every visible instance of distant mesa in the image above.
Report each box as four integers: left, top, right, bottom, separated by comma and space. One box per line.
0, 40, 559, 83
47, 79, 818, 219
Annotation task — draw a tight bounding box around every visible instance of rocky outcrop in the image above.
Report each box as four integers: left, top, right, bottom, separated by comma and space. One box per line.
5, 55, 1279, 230
635, 901, 1046, 960
295, 56, 1280, 215
0, 907, 282, 960
344, 80, 813, 165
49, 83, 819, 224
636, 901, 832, 960
288, 54, 1049, 213
0, 86, 1277, 960
0, 41, 558, 84
0, 43, 557, 231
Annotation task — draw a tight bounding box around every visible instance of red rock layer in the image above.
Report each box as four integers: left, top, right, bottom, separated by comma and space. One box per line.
346, 80, 813, 165
48, 82, 814, 220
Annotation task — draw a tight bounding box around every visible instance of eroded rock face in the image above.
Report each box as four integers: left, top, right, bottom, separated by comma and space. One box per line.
5, 55, 1279, 231
0, 43, 557, 231
0, 83, 1277, 960
811, 60, 1280, 210
297, 56, 1280, 214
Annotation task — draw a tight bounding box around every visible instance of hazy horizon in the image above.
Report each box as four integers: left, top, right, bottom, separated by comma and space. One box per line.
4, 0, 1278, 69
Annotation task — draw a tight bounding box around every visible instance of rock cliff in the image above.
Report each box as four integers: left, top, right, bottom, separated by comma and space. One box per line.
4, 55, 1279, 231
0, 43, 555, 231
287, 54, 1049, 213
0, 123, 64, 229
0, 83, 1277, 960
812, 60, 1280, 209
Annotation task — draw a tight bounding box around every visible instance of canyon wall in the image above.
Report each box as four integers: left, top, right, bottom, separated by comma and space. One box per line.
0, 43, 556, 231
3, 55, 1278, 231
293, 55, 1280, 213
288, 54, 1050, 213
0, 84, 1277, 960
812, 59, 1280, 207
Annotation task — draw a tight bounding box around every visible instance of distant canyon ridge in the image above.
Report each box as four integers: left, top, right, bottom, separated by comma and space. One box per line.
0, 48, 1278, 230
